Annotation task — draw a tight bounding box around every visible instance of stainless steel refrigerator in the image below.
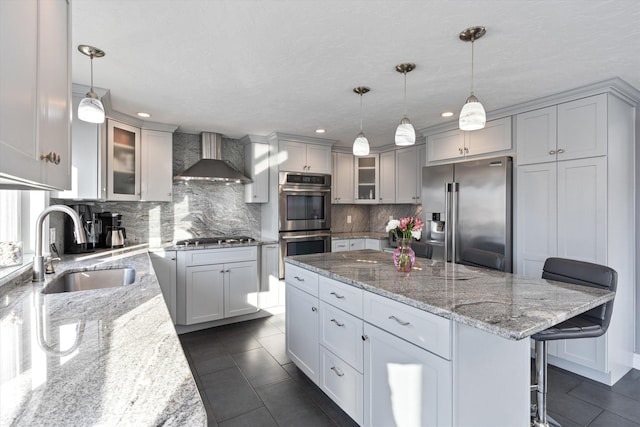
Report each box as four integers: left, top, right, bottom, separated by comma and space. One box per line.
421, 156, 512, 272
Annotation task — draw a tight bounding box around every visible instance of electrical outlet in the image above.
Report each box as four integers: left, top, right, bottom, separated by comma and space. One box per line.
49, 227, 56, 243
389, 215, 394, 221
347, 216, 352, 224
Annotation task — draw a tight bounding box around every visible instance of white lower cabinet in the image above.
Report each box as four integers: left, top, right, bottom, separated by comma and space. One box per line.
363, 322, 452, 427
332, 238, 383, 253
149, 249, 177, 324
320, 346, 364, 425
285, 283, 319, 383
176, 246, 258, 325
259, 243, 280, 309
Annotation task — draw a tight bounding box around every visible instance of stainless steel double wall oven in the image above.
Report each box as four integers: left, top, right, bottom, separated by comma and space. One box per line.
278, 172, 331, 277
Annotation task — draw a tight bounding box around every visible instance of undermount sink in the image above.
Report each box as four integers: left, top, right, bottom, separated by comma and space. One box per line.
43, 268, 136, 294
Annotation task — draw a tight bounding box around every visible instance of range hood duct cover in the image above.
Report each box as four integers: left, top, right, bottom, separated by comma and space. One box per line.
174, 132, 252, 183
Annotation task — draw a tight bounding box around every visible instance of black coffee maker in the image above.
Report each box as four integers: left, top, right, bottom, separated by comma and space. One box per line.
98, 212, 126, 248
65, 204, 98, 254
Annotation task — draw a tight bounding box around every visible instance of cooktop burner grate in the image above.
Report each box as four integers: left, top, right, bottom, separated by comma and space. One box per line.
175, 236, 255, 246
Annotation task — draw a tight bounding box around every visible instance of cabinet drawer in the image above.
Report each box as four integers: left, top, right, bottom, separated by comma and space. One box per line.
363, 291, 452, 360
285, 263, 319, 296
319, 276, 363, 317
320, 301, 363, 372
319, 346, 363, 426
184, 246, 257, 266
332, 239, 349, 252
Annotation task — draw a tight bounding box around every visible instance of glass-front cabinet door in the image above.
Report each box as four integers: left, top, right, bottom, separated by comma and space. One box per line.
107, 119, 140, 200
354, 154, 379, 204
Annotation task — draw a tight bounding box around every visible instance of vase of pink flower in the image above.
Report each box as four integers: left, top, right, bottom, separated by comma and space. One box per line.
385, 216, 424, 272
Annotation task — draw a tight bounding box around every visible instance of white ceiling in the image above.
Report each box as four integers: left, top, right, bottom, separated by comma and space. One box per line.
72, 0, 640, 150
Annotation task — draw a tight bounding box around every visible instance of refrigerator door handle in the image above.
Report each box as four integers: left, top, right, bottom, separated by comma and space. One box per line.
451, 182, 459, 264
444, 182, 454, 263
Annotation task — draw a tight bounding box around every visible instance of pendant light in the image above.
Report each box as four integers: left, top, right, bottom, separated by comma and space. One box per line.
353, 87, 370, 156
394, 63, 416, 146
458, 26, 486, 131
77, 45, 106, 124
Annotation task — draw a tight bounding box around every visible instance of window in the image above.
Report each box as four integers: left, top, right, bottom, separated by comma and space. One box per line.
0, 190, 48, 280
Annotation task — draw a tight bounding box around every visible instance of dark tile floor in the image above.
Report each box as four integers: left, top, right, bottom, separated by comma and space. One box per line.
179, 316, 640, 427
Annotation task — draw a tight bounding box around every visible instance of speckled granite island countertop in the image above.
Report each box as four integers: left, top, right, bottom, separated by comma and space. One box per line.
331, 231, 388, 240
285, 250, 615, 341
0, 247, 206, 426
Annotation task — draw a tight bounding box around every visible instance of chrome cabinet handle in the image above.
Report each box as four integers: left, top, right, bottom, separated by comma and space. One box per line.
330, 319, 345, 327
330, 291, 345, 299
557, 148, 565, 154
459, 147, 463, 155
361, 335, 369, 341
331, 366, 344, 377
311, 306, 317, 312
294, 276, 304, 282
40, 152, 61, 165
549, 150, 556, 155
464, 147, 469, 154
388, 315, 410, 326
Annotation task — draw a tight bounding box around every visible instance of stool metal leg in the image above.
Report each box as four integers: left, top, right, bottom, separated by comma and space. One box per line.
532, 340, 549, 427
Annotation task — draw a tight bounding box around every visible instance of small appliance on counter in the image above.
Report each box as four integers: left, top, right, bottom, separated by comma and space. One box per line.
98, 212, 126, 248
65, 204, 98, 254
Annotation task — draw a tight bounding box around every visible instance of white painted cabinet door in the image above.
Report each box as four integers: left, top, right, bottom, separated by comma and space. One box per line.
395, 146, 418, 203
466, 117, 512, 157
307, 143, 332, 174
415, 144, 426, 204
557, 94, 607, 161
38, 0, 70, 190
332, 152, 354, 203
427, 128, 465, 162
278, 140, 307, 172
379, 150, 396, 203
332, 239, 349, 252
224, 260, 259, 317
141, 129, 173, 201
363, 323, 452, 427
355, 155, 379, 204
286, 283, 320, 384
556, 157, 607, 265
244, 142, 269, 203
516, 105, 557, 166
0, 0, 40, 185
259, 244, 280, 309
107, 120, 141, 200
185, 264, 225, 324
349, 239, 365, 251
365, 239, 382, 251
515, 162, 557, 279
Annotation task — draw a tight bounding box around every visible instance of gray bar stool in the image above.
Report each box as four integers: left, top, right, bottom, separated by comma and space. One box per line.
460, 247, 505, 271
531, 257, 617, 427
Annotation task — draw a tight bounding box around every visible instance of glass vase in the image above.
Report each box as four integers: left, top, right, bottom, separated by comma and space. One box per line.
393, 238, 415, 272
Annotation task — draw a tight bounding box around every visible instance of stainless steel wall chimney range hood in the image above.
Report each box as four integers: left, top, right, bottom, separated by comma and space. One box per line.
174, 132, 252, 183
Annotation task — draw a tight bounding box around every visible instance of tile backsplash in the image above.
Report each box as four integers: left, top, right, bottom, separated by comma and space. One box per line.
331, 204, 422, 233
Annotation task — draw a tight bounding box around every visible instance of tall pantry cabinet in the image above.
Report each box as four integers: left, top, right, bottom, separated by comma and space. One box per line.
515, 91, 636, 385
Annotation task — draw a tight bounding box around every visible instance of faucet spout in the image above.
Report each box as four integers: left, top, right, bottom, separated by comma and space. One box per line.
33, 205, 87, 282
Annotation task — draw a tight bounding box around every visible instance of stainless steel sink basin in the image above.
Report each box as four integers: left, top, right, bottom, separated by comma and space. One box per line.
43, 268, 136, 294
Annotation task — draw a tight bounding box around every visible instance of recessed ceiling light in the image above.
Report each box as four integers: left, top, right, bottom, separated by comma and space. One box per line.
441, 111, 454, 118
315, 128, 326, 134
137, 112, 151, 118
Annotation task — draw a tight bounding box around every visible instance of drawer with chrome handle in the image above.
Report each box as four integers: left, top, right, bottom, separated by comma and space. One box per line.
363, 291, 452, 360
319, 301, 363, 372
319, 346, 363, 426
284, 262, 319, 296
318, 275, 363, 317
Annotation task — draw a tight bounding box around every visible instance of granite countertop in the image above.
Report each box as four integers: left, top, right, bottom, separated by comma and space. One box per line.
0, 247, 206, 426
331, 231, 388, 240
163, 239, 278, 251
285, 250, 615, 341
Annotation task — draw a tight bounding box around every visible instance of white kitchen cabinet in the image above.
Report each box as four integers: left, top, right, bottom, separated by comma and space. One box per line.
0, 0, 71, 190
378, 150, 395, 203
363, 322, 452, 427
141, 129, 173, 201
319, 346, 364, 425
107, 119, 141, 201
515, 92, 635, 385
319, 301, 364, 372
243, 137, 269, 203
286, 283, 320, 384
395, 145, 424, 203
224, 260, 259, 317
259, 243, 280, 310
177, 246, 259, 325
333, 238, 383, 252
332, 239, 349, 252
149, 249, 177, 324
279, 140, 332, 174
365, 239, 383, 251
427, 117, 511, 163
349, 239, 365, 251
516, 94, 607, 165
332, 152, 354, 203
355, 155, 379, 204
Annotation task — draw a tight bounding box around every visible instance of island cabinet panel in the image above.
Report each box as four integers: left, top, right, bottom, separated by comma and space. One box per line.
319, 301, 363, 372
363, 322, 452, 427
320, 346, 364, 426
285, 283, 320, 384
319, 275, 363, 318
363, 291, 452, 360
285, 263, 319, 296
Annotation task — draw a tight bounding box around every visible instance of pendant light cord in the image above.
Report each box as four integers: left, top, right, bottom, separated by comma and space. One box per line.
403, 71, 408, 117
359, 93, 363, 132
90, 54, 95, 91
470, 39, 475, 95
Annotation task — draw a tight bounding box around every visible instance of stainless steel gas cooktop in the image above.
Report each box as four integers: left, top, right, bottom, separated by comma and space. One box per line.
175, 236, 255, 246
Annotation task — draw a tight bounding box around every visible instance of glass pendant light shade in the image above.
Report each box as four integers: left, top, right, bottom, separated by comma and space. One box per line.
459, 94, 486, 131
395, 117, 416, 146
78, 92, 105, 123
353, 132, 370, 156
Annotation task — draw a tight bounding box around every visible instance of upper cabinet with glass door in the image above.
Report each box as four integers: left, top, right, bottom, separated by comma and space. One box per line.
354, 154, 379, 204
107, 120, 141, 200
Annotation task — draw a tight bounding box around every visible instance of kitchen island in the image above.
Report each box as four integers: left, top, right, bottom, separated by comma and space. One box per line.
0, 247, 206, 426
284, 250, 614, 427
